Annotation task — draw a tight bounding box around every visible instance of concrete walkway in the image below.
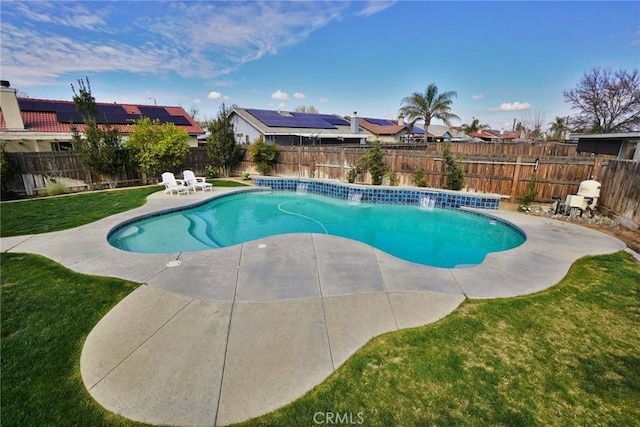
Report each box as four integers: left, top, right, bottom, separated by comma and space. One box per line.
1, 188, 627, 426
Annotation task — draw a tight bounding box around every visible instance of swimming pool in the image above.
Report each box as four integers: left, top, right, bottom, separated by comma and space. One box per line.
108, 190, 525, 268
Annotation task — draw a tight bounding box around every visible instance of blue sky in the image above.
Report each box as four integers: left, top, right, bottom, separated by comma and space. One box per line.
1, 1, 639, 130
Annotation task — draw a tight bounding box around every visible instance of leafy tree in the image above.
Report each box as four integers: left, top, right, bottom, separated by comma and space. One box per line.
125, 117, 190, 179
205, 104, 243, 177
399, 84, 460, 135
359, 141, 388, 185
70, 77, 130, 189
564, 67, 640, 132
548, 116, 569, 141
442, 143, 465, 191
248, 137, 278, 175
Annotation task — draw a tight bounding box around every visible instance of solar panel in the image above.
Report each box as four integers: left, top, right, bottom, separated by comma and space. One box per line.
18, 99, 57, 112
247, 109, 337, 129
365, 118, 394, 126
56, 111, 83, 123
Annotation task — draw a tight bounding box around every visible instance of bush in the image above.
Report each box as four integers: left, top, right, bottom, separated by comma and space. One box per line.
387, 171, 399, 186
362, 141, 388, 185
443, 143, 465, 190
248, 137, 278, 175
347, 165, 360, 183
46, 181, 69, 196
519, 172, 538, 207
206, 166, 219, 179
413, 168, 427, 187
242, 171, 252, 180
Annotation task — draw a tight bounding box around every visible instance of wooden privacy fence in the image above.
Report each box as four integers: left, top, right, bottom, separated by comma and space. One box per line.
4, 143, 637, 230
237, 144, 612, 204
3, 148, 212, 196
598, 160, 640, 230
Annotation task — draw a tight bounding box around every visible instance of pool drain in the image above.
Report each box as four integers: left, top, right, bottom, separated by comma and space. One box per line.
166, 260, 182, 267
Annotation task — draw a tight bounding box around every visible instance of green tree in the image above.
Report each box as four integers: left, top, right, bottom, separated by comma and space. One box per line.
125, 117, 190, 179
461, 117, 488, 135
548, 116, 568, 141
70, 77, 130, 189
248, 137, 278, 175
442, 143, 465, 191
205, 104, 243, 177
359, 141, 388, 185
399, 84, 460, 136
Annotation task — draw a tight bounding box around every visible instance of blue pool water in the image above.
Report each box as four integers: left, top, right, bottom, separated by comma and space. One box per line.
108, 191, 525, 268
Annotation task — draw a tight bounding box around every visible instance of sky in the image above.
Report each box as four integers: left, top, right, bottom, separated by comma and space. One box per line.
1, 0, 639, 131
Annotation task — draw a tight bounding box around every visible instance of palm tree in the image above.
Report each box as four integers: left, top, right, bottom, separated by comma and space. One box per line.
461, 117, 488, 134
399, 84, 460, 138
548, 116, 568, 141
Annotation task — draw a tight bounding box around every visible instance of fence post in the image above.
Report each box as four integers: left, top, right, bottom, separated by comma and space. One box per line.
509, 155, 523, 202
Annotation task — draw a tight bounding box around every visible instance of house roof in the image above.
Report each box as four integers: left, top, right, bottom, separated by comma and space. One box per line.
353, 117, 425, 136
232, 107, 368, 137
0, 97, 204, 135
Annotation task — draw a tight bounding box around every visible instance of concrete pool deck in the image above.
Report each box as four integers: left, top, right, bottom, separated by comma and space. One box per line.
0, 187, 628, 426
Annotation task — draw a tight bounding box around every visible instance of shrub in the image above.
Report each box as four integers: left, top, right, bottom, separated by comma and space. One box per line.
387, 171, 399, 186
413, 168, 427, 187
443, 143, 465, 190
242, 171, 252, 180
519, 172, 539, 208
46, 181, 69, 196
206, 166, 219, 179
362, 141, 388, 185
248, 137, 278, 175
347, 165, 360, 183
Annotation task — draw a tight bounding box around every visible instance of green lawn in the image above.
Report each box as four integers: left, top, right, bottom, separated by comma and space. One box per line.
1, 251, 638, 426
0, 180, 248, 237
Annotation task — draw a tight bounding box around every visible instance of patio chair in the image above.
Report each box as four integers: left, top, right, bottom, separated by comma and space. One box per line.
161, 172, 190, 196
183, 170, 213, 192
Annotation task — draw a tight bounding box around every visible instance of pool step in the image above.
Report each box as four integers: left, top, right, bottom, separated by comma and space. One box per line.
182, 213, 223, 248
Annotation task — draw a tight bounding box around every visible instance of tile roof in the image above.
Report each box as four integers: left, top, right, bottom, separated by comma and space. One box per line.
0, 98, 204, 134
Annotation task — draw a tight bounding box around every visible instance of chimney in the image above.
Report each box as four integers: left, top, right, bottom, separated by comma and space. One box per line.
398, 114, 404, 126
0, 80, 25, 130
350, 111, 358, 134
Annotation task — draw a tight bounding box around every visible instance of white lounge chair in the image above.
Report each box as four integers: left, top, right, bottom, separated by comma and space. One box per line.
161, 172, 190, 196
183, 170, 213, 192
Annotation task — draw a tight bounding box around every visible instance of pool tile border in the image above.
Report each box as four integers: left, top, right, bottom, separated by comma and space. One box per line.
254, 177, 501, 209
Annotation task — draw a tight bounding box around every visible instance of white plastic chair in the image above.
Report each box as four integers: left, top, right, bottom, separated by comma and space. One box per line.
183, 170, 213, 192
161, 172, 190, 196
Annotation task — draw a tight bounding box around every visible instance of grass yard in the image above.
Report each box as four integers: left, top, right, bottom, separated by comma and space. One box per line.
1, 251, 638, 426
0, 180, 248, 237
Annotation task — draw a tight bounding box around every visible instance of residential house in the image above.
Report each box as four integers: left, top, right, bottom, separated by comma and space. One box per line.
0, 81, 204, 152
347, 115, 426, 144
230, 107, 369, 146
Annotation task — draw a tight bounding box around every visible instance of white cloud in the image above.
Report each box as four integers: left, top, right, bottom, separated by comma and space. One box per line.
492, 102, 531, 111
293, 92, 306, 99
223, 95, 231, 101
278, 102, 286, 108
1, 1, 351, 86
471, 94, 484, 100
320, 97, 329, 103
356, 1, 397, 17
272, 90, 289, 101
207, 91, 222, 99
194, 99, 201, 104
